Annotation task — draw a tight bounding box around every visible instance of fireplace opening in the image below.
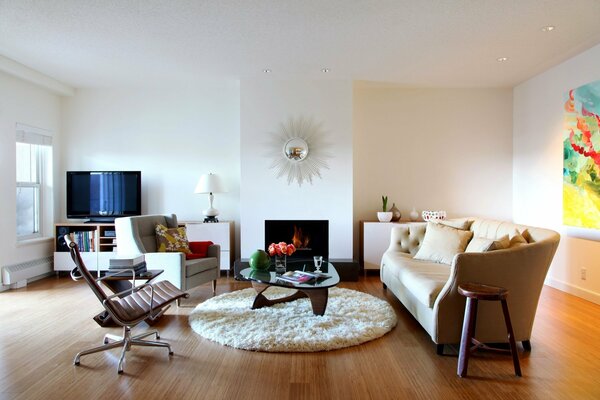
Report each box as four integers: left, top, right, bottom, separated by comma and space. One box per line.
265, 220, 329, 260
292, 226, 311, 250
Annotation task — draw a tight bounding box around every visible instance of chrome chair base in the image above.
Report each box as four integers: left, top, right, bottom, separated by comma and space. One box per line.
74, 326, 173, 374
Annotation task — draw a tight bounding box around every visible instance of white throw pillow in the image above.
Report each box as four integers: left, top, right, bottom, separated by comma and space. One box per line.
466, 234, 510, 253
465, 237, 494, 252
414, 222, 474, 264
432, 218, 474, 230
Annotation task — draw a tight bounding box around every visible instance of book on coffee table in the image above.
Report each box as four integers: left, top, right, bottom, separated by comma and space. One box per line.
298, 270, 331, 279
276, 270, 331, 284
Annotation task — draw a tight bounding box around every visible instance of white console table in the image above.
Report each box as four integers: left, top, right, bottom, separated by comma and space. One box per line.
360, 220, 412, 270
184, 221, 234, 271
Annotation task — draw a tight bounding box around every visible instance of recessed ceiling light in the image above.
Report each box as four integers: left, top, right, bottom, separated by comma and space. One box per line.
321, 68, 330, 73
497, 57, 509, 62
541, 25, 555, 32
263, 69, 272, 73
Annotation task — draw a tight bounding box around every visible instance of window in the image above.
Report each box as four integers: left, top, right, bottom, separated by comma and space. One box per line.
16, 125, 52, 240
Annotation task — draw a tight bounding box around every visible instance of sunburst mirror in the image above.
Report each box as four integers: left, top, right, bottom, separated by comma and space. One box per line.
267, 116, 331, 186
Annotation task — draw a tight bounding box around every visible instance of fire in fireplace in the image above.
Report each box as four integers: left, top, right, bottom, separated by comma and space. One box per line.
265, 220, 329, 260
292, 225, 311, 250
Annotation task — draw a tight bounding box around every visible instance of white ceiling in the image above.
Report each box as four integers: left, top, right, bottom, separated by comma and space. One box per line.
1, 0, 600, 89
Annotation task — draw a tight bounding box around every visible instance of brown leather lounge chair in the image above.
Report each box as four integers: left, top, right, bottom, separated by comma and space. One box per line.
65, 235, 189, 374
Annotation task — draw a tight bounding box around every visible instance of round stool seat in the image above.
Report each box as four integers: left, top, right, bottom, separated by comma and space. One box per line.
458, 282, 508, 301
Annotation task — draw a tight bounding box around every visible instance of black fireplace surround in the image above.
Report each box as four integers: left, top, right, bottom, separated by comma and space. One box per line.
264, 220, 329, 261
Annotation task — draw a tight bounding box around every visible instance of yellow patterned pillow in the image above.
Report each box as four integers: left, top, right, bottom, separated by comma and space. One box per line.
155, 224, 192, 254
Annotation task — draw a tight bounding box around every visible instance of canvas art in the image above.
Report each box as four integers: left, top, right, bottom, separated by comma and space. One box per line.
563, 80, 600, 228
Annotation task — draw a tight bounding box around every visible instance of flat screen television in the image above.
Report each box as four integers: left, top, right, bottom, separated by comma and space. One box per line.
66, 171, 141, 222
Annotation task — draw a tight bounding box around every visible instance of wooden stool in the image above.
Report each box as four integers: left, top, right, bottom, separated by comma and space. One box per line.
457, 282, 521, 378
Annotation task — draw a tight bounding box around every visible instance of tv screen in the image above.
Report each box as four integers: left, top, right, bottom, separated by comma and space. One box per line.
67, 171, 141, 221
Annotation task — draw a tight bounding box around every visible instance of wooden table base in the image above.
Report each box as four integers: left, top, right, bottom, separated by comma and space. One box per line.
251, 282, 329, 316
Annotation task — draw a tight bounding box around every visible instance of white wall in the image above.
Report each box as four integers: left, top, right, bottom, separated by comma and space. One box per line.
240, 80, 353, 258
60, 84, 241, 257
353, 84, 513, 258
0, 70, 61, 284
514, 43, 600, 304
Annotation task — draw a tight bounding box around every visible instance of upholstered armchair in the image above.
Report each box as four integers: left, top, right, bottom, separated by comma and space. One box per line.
115, 214, 220, 294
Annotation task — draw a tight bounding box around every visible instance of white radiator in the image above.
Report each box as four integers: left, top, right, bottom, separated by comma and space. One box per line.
2, 256, 54, 285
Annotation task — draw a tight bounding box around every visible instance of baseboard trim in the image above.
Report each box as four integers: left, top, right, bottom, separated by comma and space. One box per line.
547, 278, 600, 305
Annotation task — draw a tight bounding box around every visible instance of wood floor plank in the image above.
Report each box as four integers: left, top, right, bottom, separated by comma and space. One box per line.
1, 274, 599, 399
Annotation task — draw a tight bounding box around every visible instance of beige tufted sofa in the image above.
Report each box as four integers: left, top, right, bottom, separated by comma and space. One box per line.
380, 219, 560, 353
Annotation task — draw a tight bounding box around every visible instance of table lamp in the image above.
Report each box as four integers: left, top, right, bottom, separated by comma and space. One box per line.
194, 173, 225, 222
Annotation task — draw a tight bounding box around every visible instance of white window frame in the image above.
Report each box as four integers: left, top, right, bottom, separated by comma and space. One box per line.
16, 124, 52, 241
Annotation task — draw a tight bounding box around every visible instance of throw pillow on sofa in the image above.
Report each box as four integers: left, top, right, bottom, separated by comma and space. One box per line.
432, 218, 474, 230
414, 222, 474, 264
186, 241, 214, 259
155, 224, 192, 254
465, 234, 510, 253
509, 229, 528, 247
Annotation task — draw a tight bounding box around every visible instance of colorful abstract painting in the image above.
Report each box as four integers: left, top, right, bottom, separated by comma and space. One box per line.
563, 80, 600, 228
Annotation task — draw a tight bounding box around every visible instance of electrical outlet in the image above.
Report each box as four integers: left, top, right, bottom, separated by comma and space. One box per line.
581, 268, 587, 281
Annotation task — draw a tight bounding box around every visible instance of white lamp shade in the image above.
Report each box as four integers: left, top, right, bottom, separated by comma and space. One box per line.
194, 173, 225, 194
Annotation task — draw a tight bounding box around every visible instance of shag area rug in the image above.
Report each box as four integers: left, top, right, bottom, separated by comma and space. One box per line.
189, 287, 397, 352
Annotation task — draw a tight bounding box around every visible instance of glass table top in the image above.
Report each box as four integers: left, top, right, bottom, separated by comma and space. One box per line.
240, 260, 340, 289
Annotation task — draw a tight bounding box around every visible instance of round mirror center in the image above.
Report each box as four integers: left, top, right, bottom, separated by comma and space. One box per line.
283, 138, 309, 161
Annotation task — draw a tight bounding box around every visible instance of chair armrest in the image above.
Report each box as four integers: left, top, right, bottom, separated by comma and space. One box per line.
96, 269, 137, 294
96, 269, 136, 282
208, 244, 221, 269
143, 252, 186, 289
207, 244, 220, 259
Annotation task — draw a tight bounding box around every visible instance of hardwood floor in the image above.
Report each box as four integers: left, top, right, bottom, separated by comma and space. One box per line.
1, 274, 599, 400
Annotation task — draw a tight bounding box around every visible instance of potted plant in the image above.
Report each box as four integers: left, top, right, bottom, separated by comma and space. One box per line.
377, 195, 393, 222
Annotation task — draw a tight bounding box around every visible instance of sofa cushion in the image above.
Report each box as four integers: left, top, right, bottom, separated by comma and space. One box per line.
470, 219, 532, 242
185, 257, 218, 277
155, 224, 192, 254
383, 251, 451, 308
414, 222, 473, 264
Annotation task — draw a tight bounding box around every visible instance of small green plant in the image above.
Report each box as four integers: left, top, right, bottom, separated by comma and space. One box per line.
381, 195, 388, 212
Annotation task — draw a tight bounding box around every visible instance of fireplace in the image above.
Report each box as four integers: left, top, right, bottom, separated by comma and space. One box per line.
264, 220, 329, 261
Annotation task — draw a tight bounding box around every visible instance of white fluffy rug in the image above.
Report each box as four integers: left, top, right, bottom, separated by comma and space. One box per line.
188, 287, 397, 352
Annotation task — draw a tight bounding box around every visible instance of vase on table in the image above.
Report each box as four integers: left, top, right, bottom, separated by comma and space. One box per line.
249, 249, 271, 271
274, 254, 287, 274
409, 207, 419, 222
390, 203, 401, 222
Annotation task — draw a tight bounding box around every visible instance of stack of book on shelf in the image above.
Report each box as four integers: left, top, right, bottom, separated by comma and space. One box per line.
69, 231, 95, 252
276, 270, 331, 285
109, 254, 147, 275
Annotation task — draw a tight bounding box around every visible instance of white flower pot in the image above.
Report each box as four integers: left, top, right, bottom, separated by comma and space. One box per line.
377, 212, 393, 222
